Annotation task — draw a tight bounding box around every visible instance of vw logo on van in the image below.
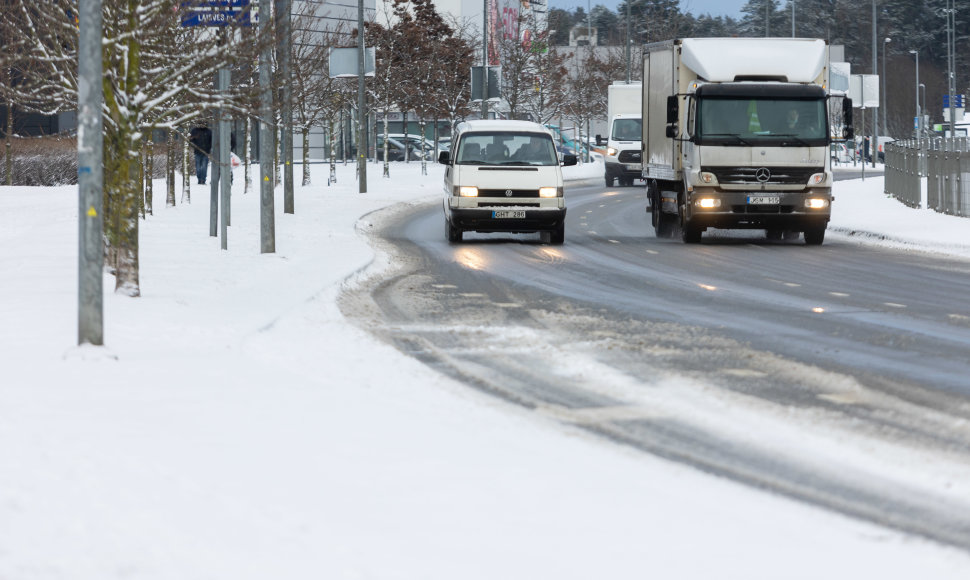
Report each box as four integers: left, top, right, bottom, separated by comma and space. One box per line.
755, 167, 771, 182
505, 189, 513, 197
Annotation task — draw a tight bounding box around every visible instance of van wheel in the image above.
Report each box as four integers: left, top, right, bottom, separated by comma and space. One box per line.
548, 223, 565, 245
804, 227, 825, 245
445, 219, 462, 243
605, 175, 615, 187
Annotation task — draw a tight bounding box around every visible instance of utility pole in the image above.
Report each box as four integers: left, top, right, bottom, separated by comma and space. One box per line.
871, 0, 877, 168
357, 0, 367, 193
77, 0, 103, 346
482, 0, 488, 119
259, 0, 275, 252
278, 0, 295, 209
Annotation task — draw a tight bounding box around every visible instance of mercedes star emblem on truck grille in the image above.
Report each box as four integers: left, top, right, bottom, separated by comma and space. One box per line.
755, 167, 771, 182
505, 189, 513, 196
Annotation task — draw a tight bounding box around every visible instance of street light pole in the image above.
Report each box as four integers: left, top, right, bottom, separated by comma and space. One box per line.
792, 1, 795, 37
883, 37, 890, 137
871, 0, 877, 167
482, 0, 488, 120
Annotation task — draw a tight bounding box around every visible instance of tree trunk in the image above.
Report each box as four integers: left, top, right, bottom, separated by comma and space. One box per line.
244, 117, 252, 194
3, 101, 12, 186
302, 127, 311, 186
181, 131, 190, 204
103, 123, 141, 297
166, 130, 176, 207
143, 138, 153, 217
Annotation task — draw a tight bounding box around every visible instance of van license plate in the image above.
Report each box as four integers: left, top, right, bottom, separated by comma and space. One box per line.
493, 210, 526, 219
747, 196, 780, 204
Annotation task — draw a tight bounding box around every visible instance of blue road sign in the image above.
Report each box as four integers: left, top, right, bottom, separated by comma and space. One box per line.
179, 0, 254, 27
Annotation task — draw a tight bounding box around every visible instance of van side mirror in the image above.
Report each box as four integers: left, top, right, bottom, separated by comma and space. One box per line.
595, 134, 604, 146
438, 151, 450, 164
842, 98, 854, 140
562, 154, 578, 167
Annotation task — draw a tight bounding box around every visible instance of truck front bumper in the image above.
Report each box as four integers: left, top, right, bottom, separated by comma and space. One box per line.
684, 189, 832, 230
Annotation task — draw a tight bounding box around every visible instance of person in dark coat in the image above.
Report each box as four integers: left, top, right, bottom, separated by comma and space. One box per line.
189, 126, 212, 185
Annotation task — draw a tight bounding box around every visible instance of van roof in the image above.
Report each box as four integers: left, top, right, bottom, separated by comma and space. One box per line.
456, 120, 553, 136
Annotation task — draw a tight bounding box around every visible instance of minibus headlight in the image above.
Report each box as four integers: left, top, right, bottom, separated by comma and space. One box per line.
539, 187, 559, 198
458, 186, 478, 197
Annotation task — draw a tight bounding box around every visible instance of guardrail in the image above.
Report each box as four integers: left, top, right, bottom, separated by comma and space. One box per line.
885, 138, 970, 216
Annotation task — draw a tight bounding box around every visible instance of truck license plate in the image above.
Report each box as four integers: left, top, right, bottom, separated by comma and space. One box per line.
747, 196, 780, 205
493, 210, 526, 219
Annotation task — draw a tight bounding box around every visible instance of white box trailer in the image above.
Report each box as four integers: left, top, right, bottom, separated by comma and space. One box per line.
643, 38, 853, 244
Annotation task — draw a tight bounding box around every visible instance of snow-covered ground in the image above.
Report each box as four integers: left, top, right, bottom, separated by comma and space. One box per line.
2, 159, 969, 579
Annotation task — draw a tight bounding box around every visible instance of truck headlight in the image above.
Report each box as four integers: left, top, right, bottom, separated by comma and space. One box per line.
458, 186, 478, 197
699, 172, 717, 184
695, 198, 721, 209
539, 187, 559, 198
809, 173, 826, 185
607, 147, 618, 156
804, 198, 829, 209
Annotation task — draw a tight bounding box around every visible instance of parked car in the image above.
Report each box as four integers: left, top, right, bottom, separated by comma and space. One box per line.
387, 134, 435, 160
830, 142, 852, 165
376, 135, 424, 161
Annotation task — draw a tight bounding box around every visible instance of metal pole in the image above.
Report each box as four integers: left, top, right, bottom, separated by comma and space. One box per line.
946, 0, 957, 150
482, 0, 488, 119
358, 0, 367, 193
219, 66, 230, 249
871, 0, 877, 168
278, 0, 294, 210
792, 1, 795, 37
883, 37, 890, 136
625, 2, 630, 83
259, 0, 276, 253
78, 0, 103, 346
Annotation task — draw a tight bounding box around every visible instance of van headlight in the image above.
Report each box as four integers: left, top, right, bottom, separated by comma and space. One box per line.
539, 187, 559, 198
607, 147, 618, 156
458, 186, 478, 197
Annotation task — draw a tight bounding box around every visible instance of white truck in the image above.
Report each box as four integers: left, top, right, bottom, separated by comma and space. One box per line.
643, 38, 853, 244
598, 82, 642, 187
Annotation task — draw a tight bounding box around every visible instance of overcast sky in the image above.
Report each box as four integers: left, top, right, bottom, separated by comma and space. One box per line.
550, 0, 748, 20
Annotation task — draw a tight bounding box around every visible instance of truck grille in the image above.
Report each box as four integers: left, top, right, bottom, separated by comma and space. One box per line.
617, 151, 642, 163
703, 166, 821, 185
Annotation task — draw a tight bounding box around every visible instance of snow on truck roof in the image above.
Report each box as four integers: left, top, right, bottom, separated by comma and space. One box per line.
680, 38, 827, 84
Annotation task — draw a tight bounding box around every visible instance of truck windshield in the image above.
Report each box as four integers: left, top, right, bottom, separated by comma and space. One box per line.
696, 98, 827, 146
455, 132, 559, 166
611, 118, 642, 141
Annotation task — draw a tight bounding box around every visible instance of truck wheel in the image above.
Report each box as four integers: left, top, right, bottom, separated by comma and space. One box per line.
783, 230, 801, 241
655, 208, 676, 238
680, 207, 701, 243
804, 227, 825, 245
445, 219, 462, 243
605, 175, 615, 187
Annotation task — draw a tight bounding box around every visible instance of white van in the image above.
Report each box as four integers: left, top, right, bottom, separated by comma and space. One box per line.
438, 120, 577, 244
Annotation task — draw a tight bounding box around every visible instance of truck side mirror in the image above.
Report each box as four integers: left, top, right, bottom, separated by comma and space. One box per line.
842, 98, 854, 140
438, 151, 450, 164
665, 95, 679, 138
666, 95, 679, 124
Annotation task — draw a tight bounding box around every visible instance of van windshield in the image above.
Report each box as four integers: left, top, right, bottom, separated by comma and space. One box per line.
455, 132, 558, 166
611, 118, 642, 141
697, 97, 827, 146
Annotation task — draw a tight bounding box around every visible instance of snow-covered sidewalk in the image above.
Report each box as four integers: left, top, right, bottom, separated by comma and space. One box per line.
1, 161, 969, 579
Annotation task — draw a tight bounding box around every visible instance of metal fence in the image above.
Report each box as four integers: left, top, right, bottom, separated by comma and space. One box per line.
885, 138, 970, 216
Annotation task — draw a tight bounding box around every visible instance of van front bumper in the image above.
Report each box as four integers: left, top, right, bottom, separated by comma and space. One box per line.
447, 206, 567, 233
